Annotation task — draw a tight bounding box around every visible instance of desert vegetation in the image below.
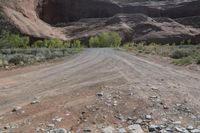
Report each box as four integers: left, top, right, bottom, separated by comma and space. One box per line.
0, 30, 84, 67
89, 32, 121, 47
0, 30, 84, 49
122, 41, 200, 66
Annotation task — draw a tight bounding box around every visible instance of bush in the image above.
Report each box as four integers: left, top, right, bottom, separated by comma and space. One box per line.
0, 31, 30, 48
89, 32, 121, 47
71, 40, 82, 48
172, 57, 193, 66
32, 40, 44, 48
196, 56, 200, 65
33, 39, 71, 48
170, 49, 192, 59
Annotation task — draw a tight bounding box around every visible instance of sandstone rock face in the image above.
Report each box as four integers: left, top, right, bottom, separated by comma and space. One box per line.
0, 0, 200, 43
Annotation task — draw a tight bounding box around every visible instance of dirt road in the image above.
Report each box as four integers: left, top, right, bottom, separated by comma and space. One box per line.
0, 48, 200, 132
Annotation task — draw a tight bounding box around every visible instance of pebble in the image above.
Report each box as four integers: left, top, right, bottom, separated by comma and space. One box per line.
149, 125, 162, 132
118, 128, 126, 133
190, 129, 200, 133
83, 127, 92, 132
175, 127, 189, 133
31, 100, 40, 104
145, 115, 152, 120
12, 106, 22, 112
128, 124, 144, 133
53, 117, 63, 122
102, 126, 115, 133
149, 96, 158, 99
172, 121, 182, 125
48, 128, 68, 133
187, 126, 194, 130
96, 92, 104, 97
47, 124, 55, 128
135, 119, 143, 124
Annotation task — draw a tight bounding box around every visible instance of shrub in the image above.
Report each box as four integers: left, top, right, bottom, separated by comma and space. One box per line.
0, 31, 30, 48
170, 49, 192, 59
89, 36, 100, 47
196, 56, 200, 65
32, 40, 44, 48
71, 40, 82, 48
172, 57, 193, 66
89, 32, 121, 47
44, 38, 64, 48
33, 39, 71, 48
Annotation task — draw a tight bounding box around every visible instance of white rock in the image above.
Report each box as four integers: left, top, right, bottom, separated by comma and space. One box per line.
102, 126, 115, 133
128, 124, 144, 133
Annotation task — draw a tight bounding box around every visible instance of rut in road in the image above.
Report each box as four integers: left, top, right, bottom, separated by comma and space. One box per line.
0, 48, 200, 115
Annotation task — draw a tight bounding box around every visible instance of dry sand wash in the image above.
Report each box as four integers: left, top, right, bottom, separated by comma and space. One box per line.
0, 48, 200, 132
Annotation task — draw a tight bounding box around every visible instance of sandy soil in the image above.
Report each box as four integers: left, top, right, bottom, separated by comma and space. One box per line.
0, 48, 200, 133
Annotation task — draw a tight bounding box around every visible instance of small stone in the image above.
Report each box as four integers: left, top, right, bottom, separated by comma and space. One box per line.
47, 124, 55, 128
148, 125, 161, 132
172, 121, 181, 125
12, 106, 22, 112
163, 105, 169, 109
149, 96, 157, 99
102, 126, 115, 133
187, 126, 194, 130
113, 101, 118, 106
31, 100, 40, 104
190, 129, 200, 133
145, 115, 152, 120
135, 119, 143, 124
35, 127, 40, 132
128, 124, 144, 133
175, 127, 189, 133
151, 87, 158, 91
118, 128, 126, 133
83, 127, 92, 132
96, 92, 104, 97
49, 128, 68, 133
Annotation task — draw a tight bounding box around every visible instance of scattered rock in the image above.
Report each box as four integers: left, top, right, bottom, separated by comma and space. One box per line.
172, 121, 182, 125
149, 125, 161, 132
175, 127, 189, 133
187, 126, 194, 130
145, 115, 152, 120
102, 126, 115, 133
128, 124, 144, 133
96, 92, 104, 97
190, 129, 200, 133
12, 106, 22, 112
83, 127, 92, 132
47, 124, 55, 128
52, 117, 63, 122
48, 128, 68, 133
151, 87, 158, 91
149, 96, 158, 99
135, 119, 143, 124
31, 100, 40, 104
118, 128, 126, 133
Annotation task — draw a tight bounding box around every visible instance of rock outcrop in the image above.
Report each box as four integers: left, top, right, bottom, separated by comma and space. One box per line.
0, 0, 200, 43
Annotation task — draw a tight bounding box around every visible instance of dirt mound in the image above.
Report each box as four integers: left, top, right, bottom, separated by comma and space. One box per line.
0, 0, 200, 43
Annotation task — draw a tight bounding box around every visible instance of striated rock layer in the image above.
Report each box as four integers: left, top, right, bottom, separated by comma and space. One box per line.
0, 0, 200, 43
